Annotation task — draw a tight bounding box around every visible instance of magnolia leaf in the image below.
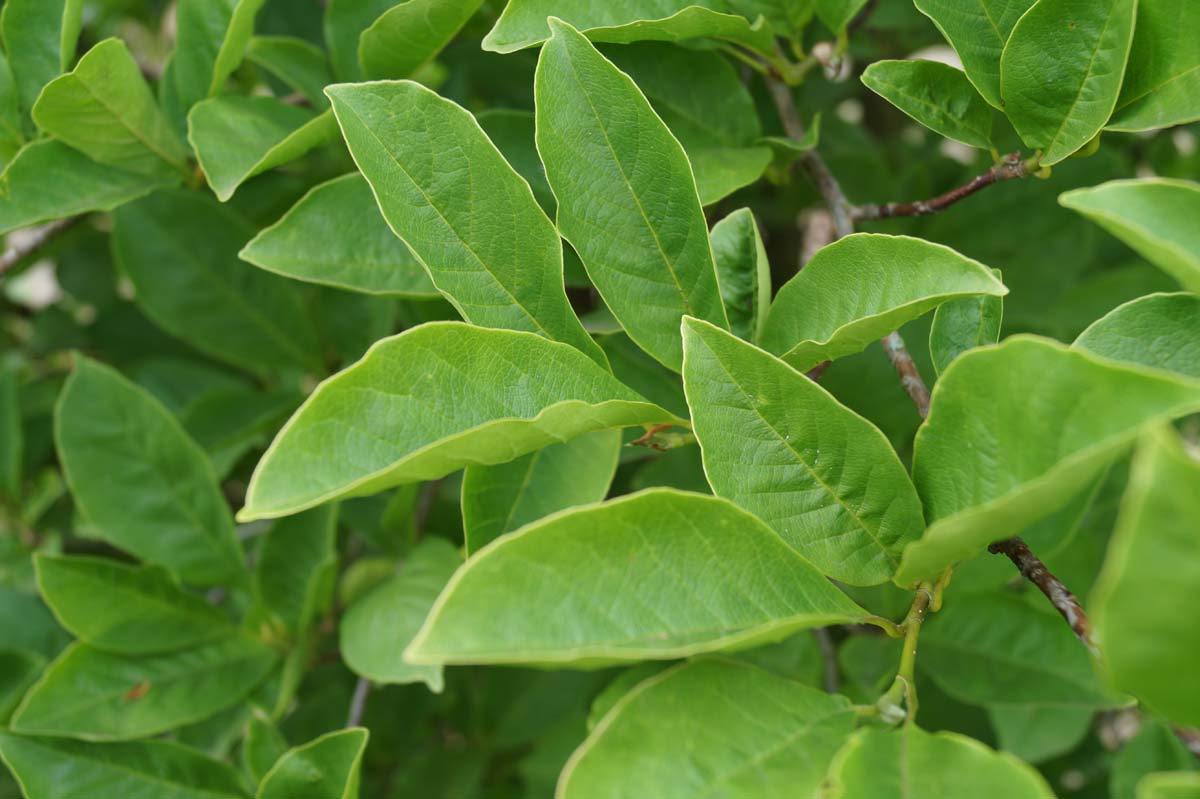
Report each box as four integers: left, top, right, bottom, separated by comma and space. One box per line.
340, 538, 461, 691
33, 39, 189, 178
987, 705, 1095, 764
560, 659, 855, 798
0, 652, 44, 721
913, 0, 1035, 108
709, 209, 771, 342
326, 80, 603, 364
462, 430, 621, 554
324, 0, 394, 81
483, 1, 776, 55
824, 725, 1056, 798
1107, 0, 1200, 131
1059, 178, 1200, 293
34, 554, 234, 654
1000, 0, 1137, 165
246, 35, 333, 107
1074, 293, 1200, 378
242, 714, 288, 784
359, 0, 484, 80
189, 97, 338, 201
760, 234, 1006, 372
256, 728, 368, 799
0, 54, 24, 166
0, 366, 20, 502
0, 733, 251, 799
1091, 427, 1200, 727
682, 318, 925, 586
1137, 772, 1200, 799
0, 0, 82, 119
535, 19, 728, 371
861, 59, 993, 149
897, 336, 1200, 585
239, 323, 679, 521
929, 269, 1004, 376
406, 489, 873, 666
250, 505, 338, 639
173, 0, 267, 110
10, 638, 276, 740
180, 387, 301, 479
815, 0, 870, 32
55, 357, 244, 587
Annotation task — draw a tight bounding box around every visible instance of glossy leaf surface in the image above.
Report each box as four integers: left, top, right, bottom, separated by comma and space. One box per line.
257, 728, 368, 799
1074, 293, 1200, 378
359, 0, 484, 80
709, 209, 771, 342
913, 0, 1035, 108
861, 59, 993, 149
1108, 0, 1200, 131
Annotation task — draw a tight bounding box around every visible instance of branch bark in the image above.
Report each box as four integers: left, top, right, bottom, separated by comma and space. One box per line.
988, 537, 1096, 655
853, 153, 1034, 221
0, 217, 82, 277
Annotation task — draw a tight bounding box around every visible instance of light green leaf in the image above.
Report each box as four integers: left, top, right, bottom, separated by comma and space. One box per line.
824, 725, 1056, 798
913, 0, 1036, 108
987, 704, 1095, 764
0, 733, 250, 799
239, 322, 679, 521
240, 173, 436, 297
324, 0, 394, 81
0, 140, 173, 235
250, 505, 338, 639
55, 357, 245, 587
929, 268, 1004, 376
1074, 293, 1200, 378
10, 638, 276, 740
34, 554, 234, 654
1107, 0, 1200, 131
1138, 773, 1200, 799
560, 659, 855, 798
861, 59, 993, 149
326, 80, 603, 364
174, 0, 267, 110
257, 728, 368, 799
815, 0, 869, 33
535, 19, 728, 371
606, 42, 771, 205
0, 366, 20, 502
359, 0, 484, 80
897, 336, 1200, 585
407, 489, 872, 666
1092, 426, 1200, 727
760, 234, 1007, 372
246, 35, 333, 107
483, 1, 776, 55
242, 714, 288, 784
0, 54, 25, 167
112, 189, 321, 374
0, 0, 82, 119
682, 318, 925, 586
462, 430, 620, 554
921, 592, 1120, 708
189, 97, 338, 201
340, 538, 461, 691
709, 209, 771, 342
1059, 178, 1200, 293
1000, 0, 1137, 165
32, 39, 188, 178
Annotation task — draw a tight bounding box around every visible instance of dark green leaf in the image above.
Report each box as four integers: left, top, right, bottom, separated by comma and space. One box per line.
709, 209, 771, 342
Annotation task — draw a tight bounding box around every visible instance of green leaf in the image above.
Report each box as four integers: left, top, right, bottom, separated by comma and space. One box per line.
0, 140, 173, 235
0, 733, 250, 799
0, 651, 44, 721
257, 728, 368, 799
606, 42, 772, 206
709, 209, 771, 342
10, 637, 276, 740
407, 489, 872, 666
1074, 293, 1200, 378
0, 587, 71, 660
462, 430, 621, 554
483, 1, 777, 55
1107, 0, 1200, 131
340, 538, 461, 691
173, 0, 267, 110
987, 705, 1094, 764
0, 366, 20, 502
239, 322, 679, 521
189, 98, 338, 201
824, 725, 1056, 798
359, 0, 484, 80
1091, 426, 1200, 727
324, 0, 394, 81
112, 189, 321, 374
179, 387, 301, 479
897, 336, 1200, 585
861, 59, 993, 149
55, 357, 245, 587
682, 318, 925, 586
0, 54, 25, 167
1059, 178, 1200, 293
929, 269, 1004, 376
326, 80, 603, 365
921, 592, 1120, 708
32, 39, 189, 178
535, 19, 728, 371
0, 0, 82, 119
1000, 0, 1137, 165
250, 505, 338, 639
1138, 773, 1200, 799
560, 659, 855, 798
246, 35, 334, 107
1113, 721, 1198, 799
34, 554, 234, 654
913, 0, 1035, 108
240, 174, 437, 297
242, 713, 288, 784
761, 234, 1007, 372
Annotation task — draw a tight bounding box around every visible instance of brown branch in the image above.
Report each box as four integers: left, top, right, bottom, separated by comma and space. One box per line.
853, 153, 1034, 221
0, 217, 82, 277
988, 537, 1097, 656
882, 332, 932, 418
811, 628, 840, 693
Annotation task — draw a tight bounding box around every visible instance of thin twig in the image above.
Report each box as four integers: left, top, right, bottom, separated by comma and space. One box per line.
853, 153, 1035, 221
848, 0, 880, 34
0, 217, 82, 277
346, 677, 371, 728
988, 537, 1097, 656
812, 628, 840, 693
882, 331, 932, 418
